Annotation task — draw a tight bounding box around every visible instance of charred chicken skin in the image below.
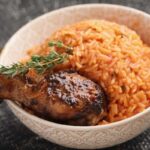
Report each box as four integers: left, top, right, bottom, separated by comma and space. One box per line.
0, 70, 107, 126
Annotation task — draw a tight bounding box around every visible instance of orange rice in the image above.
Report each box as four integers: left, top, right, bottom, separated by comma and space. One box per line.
27, 20, 150, 124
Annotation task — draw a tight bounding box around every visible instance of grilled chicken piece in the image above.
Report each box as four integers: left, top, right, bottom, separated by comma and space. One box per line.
0, 70, 107, 126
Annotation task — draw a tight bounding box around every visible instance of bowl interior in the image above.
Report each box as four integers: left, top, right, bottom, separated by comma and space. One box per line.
0, 4, 150, 127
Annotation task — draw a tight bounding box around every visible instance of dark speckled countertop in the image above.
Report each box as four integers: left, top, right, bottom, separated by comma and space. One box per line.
0, 0, 150, 149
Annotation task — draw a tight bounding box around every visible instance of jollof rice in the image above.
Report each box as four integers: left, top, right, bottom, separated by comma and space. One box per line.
27, 20, 150, 124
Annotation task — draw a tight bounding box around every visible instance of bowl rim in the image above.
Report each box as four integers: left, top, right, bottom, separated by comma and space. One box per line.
1, 3, 150, 130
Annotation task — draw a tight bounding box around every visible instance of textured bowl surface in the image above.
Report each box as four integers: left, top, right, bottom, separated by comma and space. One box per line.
0, 4, 150, 149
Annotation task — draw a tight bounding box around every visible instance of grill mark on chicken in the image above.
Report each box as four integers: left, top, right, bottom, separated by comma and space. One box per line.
30, 99, 38, 105
0, 70, 107, 126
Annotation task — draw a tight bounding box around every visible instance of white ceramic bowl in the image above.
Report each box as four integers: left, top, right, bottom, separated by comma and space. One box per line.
0, 4, 150, 149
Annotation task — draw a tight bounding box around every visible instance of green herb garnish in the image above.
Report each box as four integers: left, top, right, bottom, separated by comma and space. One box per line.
48, 41, 73, 54
0, 41, 73, 77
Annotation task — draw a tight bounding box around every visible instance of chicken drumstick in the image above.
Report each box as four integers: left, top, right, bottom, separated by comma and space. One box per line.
0, 70, 107, 126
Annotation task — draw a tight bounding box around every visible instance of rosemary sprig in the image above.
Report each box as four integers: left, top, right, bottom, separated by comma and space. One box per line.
0, 41, 73, 77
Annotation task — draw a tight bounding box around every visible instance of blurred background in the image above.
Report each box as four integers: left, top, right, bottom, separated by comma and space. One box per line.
0, 0, 150, 150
